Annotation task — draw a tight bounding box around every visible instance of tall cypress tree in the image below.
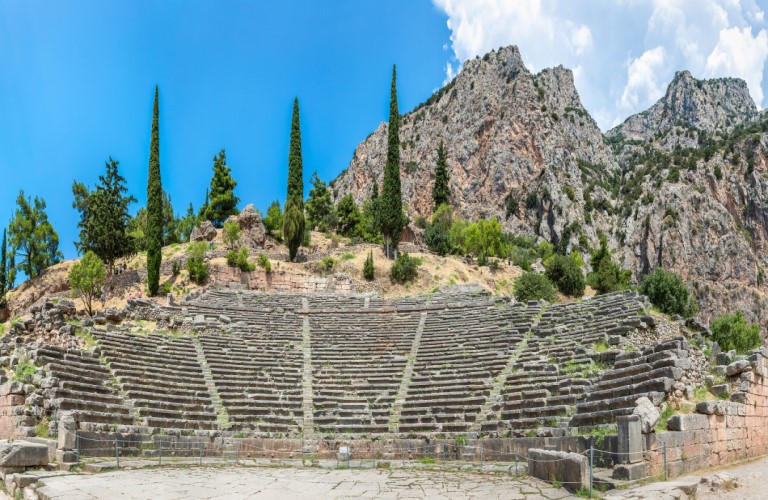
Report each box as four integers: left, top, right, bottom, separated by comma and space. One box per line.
432, 139, 450, 209
146, 86, 163, 296
0, 229, 7, 299
380, 65, 406, 258
283, 98, 305, 261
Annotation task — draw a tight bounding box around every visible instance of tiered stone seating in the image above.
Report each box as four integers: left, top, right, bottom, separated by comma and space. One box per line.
91, 331, 219, 430
35, 345, 134, 425
398, 302, 539, 434
485, 291, 651, 433
200, 320, 304, 434
570, 338, 685, 426
310, 313, 420, 435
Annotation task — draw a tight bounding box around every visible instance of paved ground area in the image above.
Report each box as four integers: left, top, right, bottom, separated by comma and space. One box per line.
697, 455, 768, 500
33, 466, 577, 499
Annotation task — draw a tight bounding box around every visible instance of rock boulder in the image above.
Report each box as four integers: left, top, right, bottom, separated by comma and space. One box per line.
632, 397, 660, 434
190, 221, 217, 242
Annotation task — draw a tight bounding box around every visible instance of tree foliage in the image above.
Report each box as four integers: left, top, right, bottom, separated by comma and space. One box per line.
263, 200, 283, 241
305, 172, 336, 232
465, 218, 504, 265
424, 203, 453, 256
223, 221, 241, 250
146, 86, 163, 296
640, 267, 698, 317
390, 252, 420, 284
283, 98, 305, 261
514, 272, 556, 303
380, 66, 407, 257
336, 194, 363, 238
432, 139, 450, 209
186, 242, 209, 284
226, 247, 254, 272
712, 311, 761, 354
201, 149, 239, 227
587, 236, 631, 294
68, 251, 106, 317
72, 157, 136, 267
545, 254, 585, 297
363, 250, 375, 281
8, 191, 63, 279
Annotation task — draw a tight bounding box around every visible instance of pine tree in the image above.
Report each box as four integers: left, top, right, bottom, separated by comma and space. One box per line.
202, 149, 239, 227
73, 157, 136, 268
363, 250, 374, 281
305, 172, 335, 232
283, 98, 305, 261
0, 229, 7, 299
432, 139, 450, 209
146, 86, 163, 296
8, 191, 63, 279
380, 65, 406, 258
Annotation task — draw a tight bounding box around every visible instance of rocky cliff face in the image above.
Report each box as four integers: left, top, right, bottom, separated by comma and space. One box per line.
332, 45, 768, 333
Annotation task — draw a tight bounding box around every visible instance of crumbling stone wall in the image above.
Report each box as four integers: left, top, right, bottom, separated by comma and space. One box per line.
646, 348, 768, 477
209, 266, 353, 294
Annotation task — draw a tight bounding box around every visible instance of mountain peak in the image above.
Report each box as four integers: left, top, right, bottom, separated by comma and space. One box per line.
609, 71, 757, 142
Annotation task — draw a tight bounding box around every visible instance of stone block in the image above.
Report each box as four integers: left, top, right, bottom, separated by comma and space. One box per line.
612, 462, 646, 481
57, 413, 77, 450
55, 450, 78, 463
726, 360, 750, 377
0, 441, 48, 467
667, 414, 708, 431
633, 397, 660, 434
617, 415, 642, 464
711, 384, 729, 398
527, 448, 588, 490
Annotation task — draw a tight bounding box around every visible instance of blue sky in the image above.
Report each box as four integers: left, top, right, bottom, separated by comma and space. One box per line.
2, 0, 768, 274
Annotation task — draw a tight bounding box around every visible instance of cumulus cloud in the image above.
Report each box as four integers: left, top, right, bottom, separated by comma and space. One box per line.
433, 0, 768, 129
619, 47, 667, 112
705, 26, 768, 105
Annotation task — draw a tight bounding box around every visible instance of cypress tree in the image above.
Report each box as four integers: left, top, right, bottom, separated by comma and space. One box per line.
380, 65, 406, 258
432, 139, 450, 209
202, 149, 239, 227
146, 86, 163, 296
0, 229, 6, 298
283, 98, 305, 261
371, 180, 379, 200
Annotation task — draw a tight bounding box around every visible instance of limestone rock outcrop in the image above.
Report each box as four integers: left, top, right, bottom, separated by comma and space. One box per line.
190, 221, 217, 242
332, 45, 768, 334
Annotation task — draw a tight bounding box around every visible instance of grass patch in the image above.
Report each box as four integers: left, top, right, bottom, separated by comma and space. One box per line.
417, 456, 435, 465
75, 328, 97, 349
340, 252, 355, 262
593, 340, 609, 353
656, 406, 677, 432
35, 416, 50, 438
12, 360, 36, 382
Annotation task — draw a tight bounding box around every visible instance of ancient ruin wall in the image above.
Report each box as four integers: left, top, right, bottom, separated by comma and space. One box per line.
208, 266, 353, 294
646, 348, 768, 478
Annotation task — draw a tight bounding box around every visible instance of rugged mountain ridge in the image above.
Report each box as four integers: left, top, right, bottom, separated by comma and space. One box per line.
332, 45, 768, 332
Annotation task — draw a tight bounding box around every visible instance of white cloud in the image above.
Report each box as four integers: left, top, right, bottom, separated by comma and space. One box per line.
433, 0, 768, 129
620, 46, 667, 112
570, 24, 593, 55
705, 26, 768, 106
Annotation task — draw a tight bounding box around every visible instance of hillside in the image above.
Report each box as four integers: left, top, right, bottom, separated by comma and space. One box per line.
332, 45, 768, 332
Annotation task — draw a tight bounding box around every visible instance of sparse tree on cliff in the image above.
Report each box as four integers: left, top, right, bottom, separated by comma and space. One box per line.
8, 191, 63, 279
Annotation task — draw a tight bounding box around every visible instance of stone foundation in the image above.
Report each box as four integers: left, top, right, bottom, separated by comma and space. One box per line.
209, 266, 353, 294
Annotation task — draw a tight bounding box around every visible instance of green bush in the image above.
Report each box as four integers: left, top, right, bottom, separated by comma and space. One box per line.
186, 242, 209, 284
425, 204, 452, 256
160, 282, 172, 295
640, 267, 698, 317
363, 251, 375, 281
711, 311, 761, 354
588, 258, 631, 294
319, 257, 336, 273
390, 252, 421, 284
227, 247, 255, 272
545, 254, 585, 297
513, 272, 555, 302
222, 220, 241, 249
257, 253, 271, 273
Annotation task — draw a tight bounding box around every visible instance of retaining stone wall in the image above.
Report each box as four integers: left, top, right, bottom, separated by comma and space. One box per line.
208, 266, 353, 294
0, 393, 24, 439
645, 348, 768, 478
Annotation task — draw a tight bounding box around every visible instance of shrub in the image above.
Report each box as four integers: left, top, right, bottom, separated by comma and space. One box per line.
160, 282, 173, 295
363, 251, 375, 281
390, 252, 421, 284
425, 204, 453, 256
68, 251, 107, 316
12, 359, 36, 383
171, 261, 181, 276
222, 220, 241, 249
640, 267, 698, 317
257, 253, 271, 273
513, 272, 555, 302
186, 242, 209, 284
319, 257, 336, 273
545, 254, 585, 297
227, 247, 254, 272
588, 258, 631, 294
711, 311, 761, 354
714, 165, 723, 180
